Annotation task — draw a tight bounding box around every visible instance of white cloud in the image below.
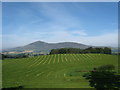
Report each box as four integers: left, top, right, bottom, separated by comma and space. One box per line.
83, 33, 118, 47
43, 30, 118, 47
71, 30, 87, 36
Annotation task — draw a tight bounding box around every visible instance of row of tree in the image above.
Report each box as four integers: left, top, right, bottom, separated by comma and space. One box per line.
50, 47, 111, 54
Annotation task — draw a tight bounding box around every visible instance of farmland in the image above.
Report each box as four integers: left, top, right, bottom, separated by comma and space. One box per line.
2, 54, 118, 88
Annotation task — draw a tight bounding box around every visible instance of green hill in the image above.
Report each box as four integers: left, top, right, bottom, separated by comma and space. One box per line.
2, 54, 118, 88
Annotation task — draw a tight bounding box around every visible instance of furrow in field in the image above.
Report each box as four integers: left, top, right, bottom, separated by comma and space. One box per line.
36, 56, 47, 65
46, 71, 53, 77
61, 54, 64, 63
58, 54, 62, 63
72, 54, 81, 62
55, 69, 66, 79
35, 72, 44, 77
25, 67, 49, 78
81, 54, 95, 67
29, 56, 42, 67
75, 54, 88, 65
30, 56, 41, 64
25, 67, 42, 77
85, 54, 97, 64
42, 59, 48, 64
22, 56, 37, 65
84, 54, 94, 64
25, 70, 36, 77
45, 71, 58, 79
86, 54, 95, 58
67, 54, 72, 62
47, 55, 53, 64
26, 56, 40, 65
25, 70, 33, 74
65, 57, 68, 62
79, 54, 89, 62
43, 55, 53, 64
57, 54, 60, 63
62, 54, 69, 63
70, 54, 78, 62
53, 54, 56, 64
64, 54, 69, 63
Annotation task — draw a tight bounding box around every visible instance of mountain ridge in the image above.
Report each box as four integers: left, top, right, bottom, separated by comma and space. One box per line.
3, 41, 118, 53
3, 41, 90, 53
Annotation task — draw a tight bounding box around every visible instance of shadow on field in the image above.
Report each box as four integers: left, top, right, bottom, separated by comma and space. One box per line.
2, 88, 96, 90
2, 86, 24, 90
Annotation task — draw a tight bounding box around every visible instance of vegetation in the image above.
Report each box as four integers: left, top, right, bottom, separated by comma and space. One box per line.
83, 65, 120, 90
2, 54, 118, 88
1, 53, 28, 60
1, 53, 46, 60
50, 47, 111, 54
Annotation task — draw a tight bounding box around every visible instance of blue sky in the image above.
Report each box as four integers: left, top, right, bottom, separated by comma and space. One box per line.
2, 2, 118, 49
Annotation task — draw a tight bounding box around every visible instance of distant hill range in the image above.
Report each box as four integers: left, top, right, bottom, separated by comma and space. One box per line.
2, 41, 119, 54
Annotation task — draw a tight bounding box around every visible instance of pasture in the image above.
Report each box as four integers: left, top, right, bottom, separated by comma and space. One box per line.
2, 54, 118, 88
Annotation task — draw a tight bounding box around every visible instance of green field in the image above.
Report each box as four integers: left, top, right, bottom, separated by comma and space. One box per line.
2, 54, 118, 88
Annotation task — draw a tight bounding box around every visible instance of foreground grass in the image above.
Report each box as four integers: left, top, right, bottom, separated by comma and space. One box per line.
2, 54, 118, 88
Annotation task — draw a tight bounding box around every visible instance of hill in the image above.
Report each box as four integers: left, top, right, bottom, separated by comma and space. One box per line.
3, 41, 118, 54
3, 41, 90, 53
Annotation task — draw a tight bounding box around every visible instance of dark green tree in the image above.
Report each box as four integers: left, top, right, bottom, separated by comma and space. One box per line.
83, 65, 120, 90
49, 47, 111, 55
94, 48, 101, 53
0, 54, 3, 60
103, 47, 112, 54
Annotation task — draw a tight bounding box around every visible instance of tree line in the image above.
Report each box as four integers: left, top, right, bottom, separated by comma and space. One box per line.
1, 53, 28, 59
1, 53, 46, 60
50, 47, 112, 54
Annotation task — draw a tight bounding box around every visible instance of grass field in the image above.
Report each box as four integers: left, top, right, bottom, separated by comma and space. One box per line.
2, 54, 118, 88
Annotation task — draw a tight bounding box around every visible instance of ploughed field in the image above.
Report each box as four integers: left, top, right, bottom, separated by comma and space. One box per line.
2, 54, 118, 88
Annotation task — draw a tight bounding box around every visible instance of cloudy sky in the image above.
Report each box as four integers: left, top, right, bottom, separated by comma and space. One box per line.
2, 2, 118, 49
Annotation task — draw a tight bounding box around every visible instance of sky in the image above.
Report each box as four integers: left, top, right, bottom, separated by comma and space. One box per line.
2, 2, 118, 49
